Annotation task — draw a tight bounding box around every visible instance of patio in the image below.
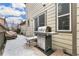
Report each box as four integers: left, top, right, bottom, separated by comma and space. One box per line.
2, 35, 68, 56
3, 35, 45, 56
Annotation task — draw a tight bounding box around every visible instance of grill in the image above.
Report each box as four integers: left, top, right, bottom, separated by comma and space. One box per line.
34, 26, 54, 55
38, 26, 51, 32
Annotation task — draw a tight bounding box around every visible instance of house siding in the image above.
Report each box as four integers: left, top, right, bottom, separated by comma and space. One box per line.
0, 32, 4, 50
26, 3, 73, 54
77, 4, 79, 55
0, 18, 5, 50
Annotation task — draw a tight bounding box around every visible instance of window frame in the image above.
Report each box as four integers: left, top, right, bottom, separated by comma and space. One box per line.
38, 13, 46, 27
34, 11, 47, 31
57, 3, 72, 32
34, 17, 39, 31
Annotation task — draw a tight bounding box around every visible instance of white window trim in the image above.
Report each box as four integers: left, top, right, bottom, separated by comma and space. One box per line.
38, 11, 47, 26
34, 11, 47, 31
57, 3, 72, 32
34, 17, 39, 31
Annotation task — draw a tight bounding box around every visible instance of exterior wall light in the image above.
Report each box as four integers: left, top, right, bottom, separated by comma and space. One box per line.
42, 3, 46, 7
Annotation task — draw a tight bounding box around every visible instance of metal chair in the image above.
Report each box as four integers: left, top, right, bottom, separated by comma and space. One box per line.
25, 27, 37, 47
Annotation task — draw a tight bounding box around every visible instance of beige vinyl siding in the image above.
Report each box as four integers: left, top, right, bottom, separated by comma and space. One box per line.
53, 33, 72, 54
0, 18, 5, 50
0, 32, 4, 49
26, 3, 73, 54
77, 4, 79, 55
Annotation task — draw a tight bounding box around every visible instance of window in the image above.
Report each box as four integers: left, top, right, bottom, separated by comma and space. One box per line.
57, 3, 71, 32
58, 15, 69, 30
58, 3, 69, 16
34, 18, 38, 31
34, 12, 46, 31
39, 14, 45, 26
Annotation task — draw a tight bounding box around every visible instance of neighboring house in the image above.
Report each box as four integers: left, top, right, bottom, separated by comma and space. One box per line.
20, 21, 27, 35
21, 20, 34, 36
25, 19, 34, 36
25, 3, 79, 55
0, 18, 5, 50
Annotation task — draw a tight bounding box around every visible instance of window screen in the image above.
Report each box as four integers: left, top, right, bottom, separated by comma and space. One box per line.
34, 18, 38, 31
39, 14, 45, 26
58, 15, 69, 30
57, 3, 71, 31
58, 3, 69, 16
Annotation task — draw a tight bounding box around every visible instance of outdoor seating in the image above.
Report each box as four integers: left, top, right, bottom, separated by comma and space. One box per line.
25, 36, 37, 47
25, 27, 37, 47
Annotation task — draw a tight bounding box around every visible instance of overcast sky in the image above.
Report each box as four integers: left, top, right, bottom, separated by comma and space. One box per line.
0, 3, 27, 24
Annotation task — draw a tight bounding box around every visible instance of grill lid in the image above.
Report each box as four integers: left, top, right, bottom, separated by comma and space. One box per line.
38, 26, 51, 32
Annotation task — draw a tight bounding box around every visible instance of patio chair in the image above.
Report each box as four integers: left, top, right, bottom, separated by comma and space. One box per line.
25, 27, 37, 47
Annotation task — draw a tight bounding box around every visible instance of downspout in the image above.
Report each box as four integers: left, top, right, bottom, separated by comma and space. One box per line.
72, 3, 77, 56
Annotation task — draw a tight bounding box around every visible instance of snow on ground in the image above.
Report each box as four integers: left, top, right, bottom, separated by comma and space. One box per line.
3, 35, 38, 56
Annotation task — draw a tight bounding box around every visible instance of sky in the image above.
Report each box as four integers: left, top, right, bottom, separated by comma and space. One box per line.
0, 3, 27, 24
